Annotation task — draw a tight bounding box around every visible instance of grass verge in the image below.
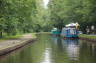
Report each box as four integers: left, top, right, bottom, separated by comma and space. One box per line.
0, 33, 37, 41
0, 34, 22, 41
79, 34, 96, 39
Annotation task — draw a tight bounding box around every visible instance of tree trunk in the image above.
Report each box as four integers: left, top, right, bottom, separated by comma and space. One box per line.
0, 32, 2, 38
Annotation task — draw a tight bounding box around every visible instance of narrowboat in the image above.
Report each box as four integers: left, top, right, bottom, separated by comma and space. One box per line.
61, 23, 79, 38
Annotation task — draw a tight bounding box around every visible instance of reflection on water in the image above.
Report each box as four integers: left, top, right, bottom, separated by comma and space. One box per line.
62, 39, 79, 60
52, 36, 79, 60
0, 34, 96, 63
41, 48, 52, 63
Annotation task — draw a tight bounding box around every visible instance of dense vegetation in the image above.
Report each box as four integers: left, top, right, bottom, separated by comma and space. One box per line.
0, 0, 37, 37
49, 0, 96, 33
0, 0, 96, 38
0, 0, 50, 38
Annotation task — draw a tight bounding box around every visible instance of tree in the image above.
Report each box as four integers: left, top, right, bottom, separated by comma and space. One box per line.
49, 0, 96, 33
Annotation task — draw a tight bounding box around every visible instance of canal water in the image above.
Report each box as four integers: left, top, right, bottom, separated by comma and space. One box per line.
0, 34, 96, 63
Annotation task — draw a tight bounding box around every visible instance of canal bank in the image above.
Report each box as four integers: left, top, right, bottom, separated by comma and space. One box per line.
79, 34, 96, 42
0, 33, 37, 56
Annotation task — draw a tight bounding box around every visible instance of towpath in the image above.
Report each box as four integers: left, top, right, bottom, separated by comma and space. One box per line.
0, 34, 34, 54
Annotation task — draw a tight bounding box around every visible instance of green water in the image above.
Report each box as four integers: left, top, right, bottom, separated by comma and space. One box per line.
0, 34, 96, 63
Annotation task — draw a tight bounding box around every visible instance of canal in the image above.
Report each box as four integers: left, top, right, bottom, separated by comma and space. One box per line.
0, 33, 96, 63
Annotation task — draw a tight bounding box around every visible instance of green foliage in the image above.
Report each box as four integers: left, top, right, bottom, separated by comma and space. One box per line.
1, 0, 96, 37
0, 0, 53, 38
49, 0, 96, 33
0, 0, 38, 37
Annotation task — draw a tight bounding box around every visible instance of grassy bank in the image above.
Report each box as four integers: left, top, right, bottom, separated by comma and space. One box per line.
0, 33, 37, 41
79, 34, 96, 39
0, 34, 22, 41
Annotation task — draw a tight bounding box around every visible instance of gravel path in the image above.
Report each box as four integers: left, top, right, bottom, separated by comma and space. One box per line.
0, 34, 33, 51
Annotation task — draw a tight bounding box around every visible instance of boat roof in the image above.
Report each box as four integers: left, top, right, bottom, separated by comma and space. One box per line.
65, 23, 80, 27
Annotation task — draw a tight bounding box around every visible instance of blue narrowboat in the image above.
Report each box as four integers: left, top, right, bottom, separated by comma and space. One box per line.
61, 23, 79, 38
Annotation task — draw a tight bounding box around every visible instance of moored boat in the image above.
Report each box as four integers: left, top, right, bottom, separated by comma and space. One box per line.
61, 23, 79, 38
